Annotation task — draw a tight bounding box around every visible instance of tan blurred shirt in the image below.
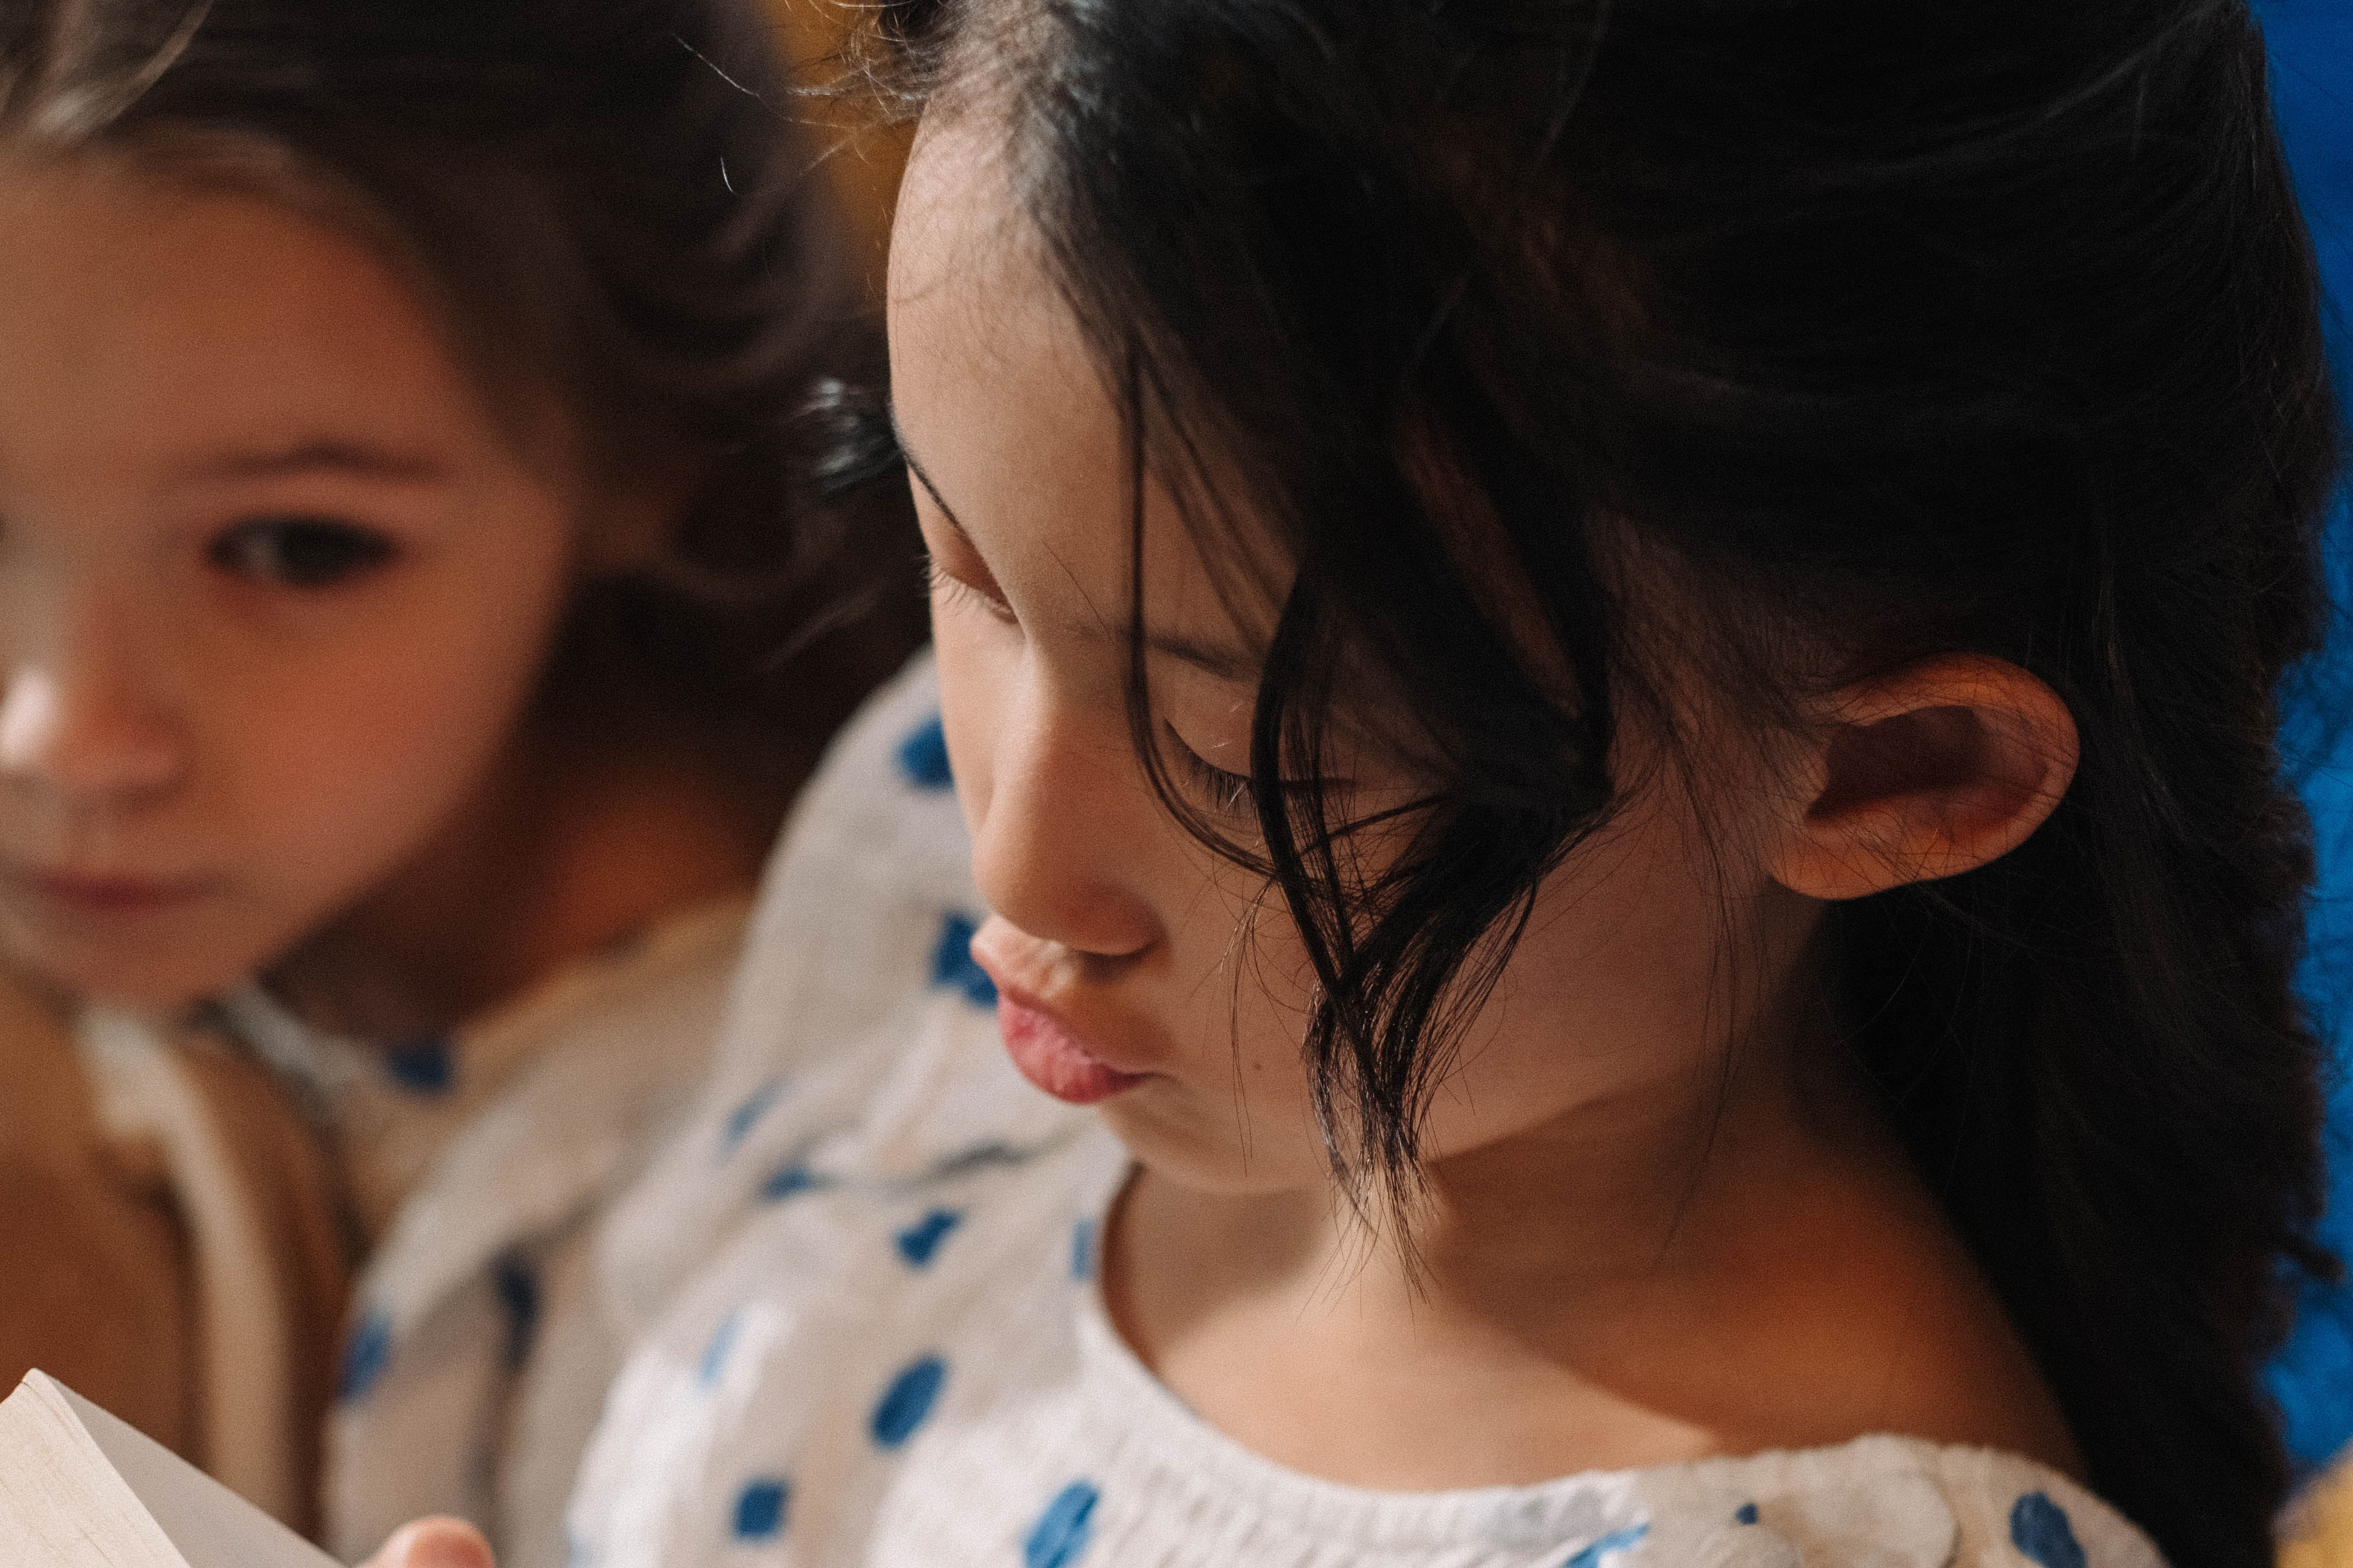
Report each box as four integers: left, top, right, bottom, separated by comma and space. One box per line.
0, 970, 347, 1537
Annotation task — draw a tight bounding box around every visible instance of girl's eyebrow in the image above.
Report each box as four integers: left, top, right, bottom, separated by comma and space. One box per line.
1127, 626, 1259, 683
887, 409, 968, 539
185, 439, 451, 485
899, 443, 968, 540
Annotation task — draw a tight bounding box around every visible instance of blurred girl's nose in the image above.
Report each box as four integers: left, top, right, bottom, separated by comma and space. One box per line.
0, 647, 187, 807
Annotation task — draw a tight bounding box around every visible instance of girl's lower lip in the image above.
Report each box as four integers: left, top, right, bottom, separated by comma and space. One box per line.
15, 869, 213, 917
998, 996, 1148, 1105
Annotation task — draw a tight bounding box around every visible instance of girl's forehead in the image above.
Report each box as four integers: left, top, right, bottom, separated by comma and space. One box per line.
18, 139, 575, 469
0, 154, 561, 512
891, 115, 1050, 340
892, 176, 1286, 649
890, 127, 1104, 499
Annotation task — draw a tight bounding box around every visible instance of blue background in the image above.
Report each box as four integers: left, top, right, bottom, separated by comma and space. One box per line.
2260, 0, 2353, 1475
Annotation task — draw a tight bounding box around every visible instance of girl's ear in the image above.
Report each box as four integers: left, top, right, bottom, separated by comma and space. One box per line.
1766, 654, 2079, 901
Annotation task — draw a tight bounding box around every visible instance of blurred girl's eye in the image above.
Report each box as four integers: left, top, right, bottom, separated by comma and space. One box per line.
209, 517, 399, 589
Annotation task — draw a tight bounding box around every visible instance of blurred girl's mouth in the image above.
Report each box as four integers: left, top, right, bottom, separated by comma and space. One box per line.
5, 865, 218, 920
996, 992, 1150, 1105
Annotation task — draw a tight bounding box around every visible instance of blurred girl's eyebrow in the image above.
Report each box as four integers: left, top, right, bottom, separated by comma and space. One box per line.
189, 440, 450, 484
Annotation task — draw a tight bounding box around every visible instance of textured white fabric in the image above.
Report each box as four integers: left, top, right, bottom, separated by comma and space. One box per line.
592, 654, 1054, 1353
221, 897, 751, 1568
565, 651, 2167, 1568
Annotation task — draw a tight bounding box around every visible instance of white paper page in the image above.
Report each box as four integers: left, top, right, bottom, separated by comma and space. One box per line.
54, 1376, 343, 1568
0, 1371, 186, 1568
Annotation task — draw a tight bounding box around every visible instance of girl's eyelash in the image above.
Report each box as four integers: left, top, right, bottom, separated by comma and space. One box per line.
922, 554, 1016, 623
915, 543, 1296, 823
1165, 724, 1255, 814
208, 516, 399, 589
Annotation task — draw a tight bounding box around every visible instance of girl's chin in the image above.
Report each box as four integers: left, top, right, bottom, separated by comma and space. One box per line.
0, 927, 249, 1015
1094, 1099, 1334, 1198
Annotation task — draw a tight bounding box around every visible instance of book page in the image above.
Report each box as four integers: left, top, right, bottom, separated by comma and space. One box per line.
0, 1371, 187, 1568
59, 1377, 342, 1568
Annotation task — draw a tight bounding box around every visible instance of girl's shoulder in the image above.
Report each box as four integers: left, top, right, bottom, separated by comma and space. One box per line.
1051, 1267, 2161, 1568
1608, 1438, 2160, 1568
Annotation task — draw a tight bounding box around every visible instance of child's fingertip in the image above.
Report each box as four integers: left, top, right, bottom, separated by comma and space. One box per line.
376, 1517, 494, 1568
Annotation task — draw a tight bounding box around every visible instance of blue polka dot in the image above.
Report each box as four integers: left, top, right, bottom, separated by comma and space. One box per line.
1563, 1522, 1649, 1568
897, 715, 955, 789
1070, 1217, 1097, 1281
759, 1161, 827, 1202
383, 1034, 454, 1094
931, 1142, 1027, 1180
2010, 1493, 2085, 1568
699, 1311, 742, 1387
338, 1308, 392, 1403
494, 1250, 539, 1370
895, 1209, 963, 1267
869, 1355, 947, 1448
1735, 1503, 1759, 1526
1024, 1480, 1100, 1568
929, 912, 997, 1007
718, 1078, 785, 1157
732, 1478, 788, 1541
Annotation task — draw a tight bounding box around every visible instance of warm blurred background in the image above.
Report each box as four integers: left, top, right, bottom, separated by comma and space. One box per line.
766, 0, 914, 300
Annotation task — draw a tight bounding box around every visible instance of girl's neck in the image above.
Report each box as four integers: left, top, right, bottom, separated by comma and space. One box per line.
1104, 986, 2082, 1491
263, 723, 779, 1042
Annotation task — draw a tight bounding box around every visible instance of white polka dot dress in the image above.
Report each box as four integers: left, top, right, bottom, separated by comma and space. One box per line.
563, 653, 2168, 1568
221, 900, 753, 1568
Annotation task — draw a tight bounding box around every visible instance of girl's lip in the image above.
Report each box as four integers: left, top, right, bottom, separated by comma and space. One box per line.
994, 990, 1150, 1105
8, 866, 217, 917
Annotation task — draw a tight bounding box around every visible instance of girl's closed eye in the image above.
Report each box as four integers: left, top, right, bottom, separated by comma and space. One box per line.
1164, 721, 1254, 814
924, 551, 1018, 624
208, 515, 400, 590
1162, 722, 1360, 819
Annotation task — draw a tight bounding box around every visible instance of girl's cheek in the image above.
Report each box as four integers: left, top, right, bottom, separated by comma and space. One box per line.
930, 604, 1017, 835
221, 559, 554, 783
202, 515, 571, 905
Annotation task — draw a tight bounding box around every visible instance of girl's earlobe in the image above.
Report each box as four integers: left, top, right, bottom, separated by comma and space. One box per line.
1768, 654, 2079, 901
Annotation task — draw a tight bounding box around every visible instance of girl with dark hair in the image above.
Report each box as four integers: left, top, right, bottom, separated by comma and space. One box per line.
0, 1, 921, 1562
383, 0, 2338, 1565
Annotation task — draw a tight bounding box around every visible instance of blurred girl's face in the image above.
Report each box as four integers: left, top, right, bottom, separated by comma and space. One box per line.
890, 119, 1816, 1198
0, 154, 578, 1008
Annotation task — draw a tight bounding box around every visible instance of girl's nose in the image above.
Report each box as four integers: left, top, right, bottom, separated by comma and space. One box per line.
0, 656, 187, 807
967, 711, 1162, 966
